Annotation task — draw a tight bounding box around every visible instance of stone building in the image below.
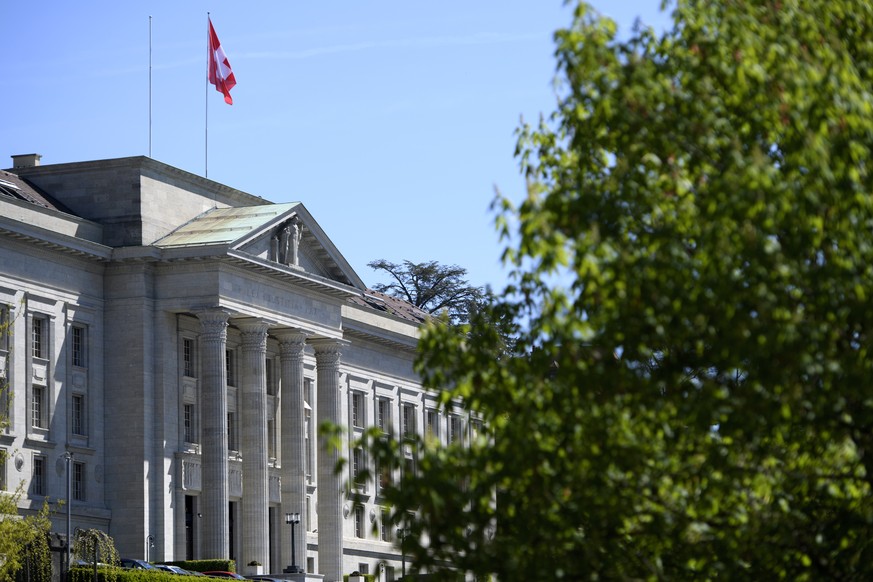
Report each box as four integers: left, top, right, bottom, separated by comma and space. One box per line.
0, 154, 465, 581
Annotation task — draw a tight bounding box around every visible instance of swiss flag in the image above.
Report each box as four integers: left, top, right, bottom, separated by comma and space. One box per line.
208, 18, 236, 105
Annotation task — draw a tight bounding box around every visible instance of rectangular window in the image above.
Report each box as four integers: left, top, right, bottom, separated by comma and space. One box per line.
265, 358, 275, 395
225, 350, 236, 386
0, 449, 7, 491
305, 379, 313, 483
73, 462, 85, 501
32, 455, 45, 496
0, 305, 9, 351
183, 338, 195, 377
378, 458, 391, 492
403, 456, 416, 479
32, 386, 46, 429
32, 316, 46, 359
380, 508, 390, 541
376, 398, 389, 433
71, 325, 86, 368
354, 506, 364, 538
353, 447, 365, 487
267, 419, 276, 460
471, 419, 483, 443
402, 404, 415, 439
358, 564, 369, 575
425, 409, 439, 439
351, 392, 363, 428
184, 404, 195, 443
227, 412, 238, 451
449, 416, 463, 445
72, 394, 86, 436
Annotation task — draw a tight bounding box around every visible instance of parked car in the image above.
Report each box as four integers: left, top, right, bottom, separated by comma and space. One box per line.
120, 558, 157, 570
203, 572, 246, 580
245, 577, 286, 582
155, 565, 197, 576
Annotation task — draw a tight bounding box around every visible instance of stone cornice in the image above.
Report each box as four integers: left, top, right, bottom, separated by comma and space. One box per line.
0, 221, 111, 262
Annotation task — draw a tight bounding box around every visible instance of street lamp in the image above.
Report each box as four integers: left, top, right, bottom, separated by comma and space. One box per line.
64, 452, 73, 582
283, 512, 302, 573
396, 528, 406, 580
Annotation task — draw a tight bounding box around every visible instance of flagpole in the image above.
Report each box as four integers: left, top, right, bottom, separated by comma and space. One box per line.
205, 12, 210, 178
149, 15, 153, 158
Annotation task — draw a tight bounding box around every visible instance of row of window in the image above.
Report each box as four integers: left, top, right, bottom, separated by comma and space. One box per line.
352, 392, 472, 444
182, 338, 281, 396
23, 313, 88, 367
29, 386, 87, 435
0, 306, 91, 437
0, 307, 88, 367
0, 450, 87, 500
351, 505, 413, 543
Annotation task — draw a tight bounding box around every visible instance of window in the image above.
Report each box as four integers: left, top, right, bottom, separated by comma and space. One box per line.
0, 449, 7, 491
377, 458, 391, 492
32, 315, 46, 359
354, 506, 364, 538
449, 415, 463, 446
380, 508, 390, 541
402, 404, 415, 439
306, 495, 313, 532
184, 404, 195, 443
227, 413, 238, 451
32, 385, 46, 429
267, 419, 276, 461
403, 456, 416, 479
470, 419, 483, 443
0, 305, 9, 351
32, 455, 45, 496
358, 564, 369, 575
183, 338, 195, 377
71, 325, 86, 368
425, 409, 439, 439
225, 350, 236, 386
305, 379, 313, 483
265, 357, 275, 395
353, 447, 365, 487
351, 392, 363, 428
72, 394, 86, 436
376, 398, 389, 433
73, 462, 85, 500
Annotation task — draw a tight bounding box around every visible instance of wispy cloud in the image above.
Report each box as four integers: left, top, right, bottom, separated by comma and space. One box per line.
240, 31, 544, 61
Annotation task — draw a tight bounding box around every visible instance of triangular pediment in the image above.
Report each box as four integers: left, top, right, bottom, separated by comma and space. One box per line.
154, 203, 365, 289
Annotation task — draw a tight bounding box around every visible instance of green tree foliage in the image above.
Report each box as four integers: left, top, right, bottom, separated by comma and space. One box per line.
368, 260, 485, 325
365, 1, 873, 579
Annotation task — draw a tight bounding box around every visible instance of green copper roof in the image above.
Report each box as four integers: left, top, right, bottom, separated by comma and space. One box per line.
155, 203, 299, 247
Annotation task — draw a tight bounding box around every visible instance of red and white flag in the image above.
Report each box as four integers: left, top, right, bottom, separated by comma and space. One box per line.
208, 17, 236, 105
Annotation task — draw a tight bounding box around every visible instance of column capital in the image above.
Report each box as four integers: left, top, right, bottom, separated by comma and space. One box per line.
235, 318, 271, 351
197, 308, 231, 340
275, 328, 309, 359
310, 337, 350, 359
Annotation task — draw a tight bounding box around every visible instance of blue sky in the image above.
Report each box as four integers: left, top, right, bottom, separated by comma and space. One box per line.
2, 1, 672, 292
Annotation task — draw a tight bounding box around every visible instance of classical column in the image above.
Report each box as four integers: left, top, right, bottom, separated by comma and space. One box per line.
237, 319, 271, 570
312, 339, 346, 582
275, 329, 308, 573
197, 309, 230, 559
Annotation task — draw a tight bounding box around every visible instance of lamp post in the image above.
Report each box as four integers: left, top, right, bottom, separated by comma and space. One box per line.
283, 512, 302, 573
396, 528, 406, 580
64, 452, 73, 582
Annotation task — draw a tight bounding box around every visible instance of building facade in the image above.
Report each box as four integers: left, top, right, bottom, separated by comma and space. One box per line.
0, 154, 465, 581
